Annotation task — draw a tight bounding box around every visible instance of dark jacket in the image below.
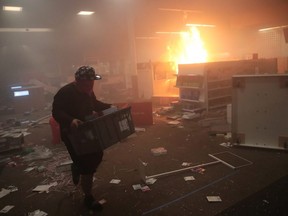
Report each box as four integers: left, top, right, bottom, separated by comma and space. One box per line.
52, 82, 111, 138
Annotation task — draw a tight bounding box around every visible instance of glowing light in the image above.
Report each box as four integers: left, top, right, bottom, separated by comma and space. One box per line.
3, 6, 22, 11
78, 11, 94, 15
258, 25, 288, 32
166, 26, 208, 65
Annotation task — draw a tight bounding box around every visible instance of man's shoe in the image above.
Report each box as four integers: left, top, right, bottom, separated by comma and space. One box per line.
71, 163, 80, 185
84, 195, 103, 212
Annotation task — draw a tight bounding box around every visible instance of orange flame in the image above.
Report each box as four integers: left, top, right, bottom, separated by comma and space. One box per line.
166, 26, 208, 65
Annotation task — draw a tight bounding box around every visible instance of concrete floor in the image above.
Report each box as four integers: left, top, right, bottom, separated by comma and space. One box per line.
0, 108, 288, 216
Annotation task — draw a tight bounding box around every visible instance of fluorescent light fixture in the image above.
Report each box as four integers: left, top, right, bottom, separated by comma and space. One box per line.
259, 25, 288, 32
186, 24, 216, 28
11, 86, 22, 89
78, 11, 94, 15
3, 6, 23, 11
156, 31, 184, 35
14, 90, 29, 97
0, 28, 53, 32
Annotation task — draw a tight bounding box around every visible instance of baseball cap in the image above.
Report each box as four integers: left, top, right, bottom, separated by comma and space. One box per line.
75, 66, 102, 81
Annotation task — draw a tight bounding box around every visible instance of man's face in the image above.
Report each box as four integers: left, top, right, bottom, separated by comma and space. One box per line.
76, 80, 94, 94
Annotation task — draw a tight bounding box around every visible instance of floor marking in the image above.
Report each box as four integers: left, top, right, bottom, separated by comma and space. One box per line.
142, 171, 238, 215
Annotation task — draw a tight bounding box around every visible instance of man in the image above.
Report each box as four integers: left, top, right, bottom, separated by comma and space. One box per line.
52, 65, 111, 212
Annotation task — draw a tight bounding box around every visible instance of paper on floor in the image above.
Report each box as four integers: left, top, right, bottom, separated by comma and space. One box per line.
184, 176, 195, 181
0, 188, 10, 199
0, 205, 14, 213
32, 182, 57, 193
110, 179, 121, 184
206, 196, 222, 202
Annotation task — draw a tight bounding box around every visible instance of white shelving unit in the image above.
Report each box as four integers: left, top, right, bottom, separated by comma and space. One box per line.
176, 58, 278, 112
232, 74, 288, 150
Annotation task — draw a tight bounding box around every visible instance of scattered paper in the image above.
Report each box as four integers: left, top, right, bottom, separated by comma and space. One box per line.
141, 185, 151, 192
7, 185, 18, 192
0, 188, 10, 199
151, 147, 167, 156
146, 178, 157, 185
33, 182, 57, 193
132, 184, 142, 190
206, 196, 222, 202
182, 162, 192, 167
0, 205, 14, 213
27, 209, 48, 216
184, 176, 195, 181
110, 179, 121, 184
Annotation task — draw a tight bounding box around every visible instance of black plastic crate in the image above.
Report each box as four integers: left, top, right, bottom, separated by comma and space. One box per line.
69, 107, 135, 155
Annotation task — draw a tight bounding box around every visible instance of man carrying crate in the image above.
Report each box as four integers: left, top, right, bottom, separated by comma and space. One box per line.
52, 65, 112, 212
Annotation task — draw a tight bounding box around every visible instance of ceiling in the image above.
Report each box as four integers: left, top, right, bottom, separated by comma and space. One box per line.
0, 0, 287, 33
0, 0, 287, 62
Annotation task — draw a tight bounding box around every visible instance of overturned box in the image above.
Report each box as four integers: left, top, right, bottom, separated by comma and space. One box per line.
69, 107, 135, 155
231, 74, 288, 150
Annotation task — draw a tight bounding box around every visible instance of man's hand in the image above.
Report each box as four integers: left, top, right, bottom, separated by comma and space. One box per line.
70, 119, 83, 129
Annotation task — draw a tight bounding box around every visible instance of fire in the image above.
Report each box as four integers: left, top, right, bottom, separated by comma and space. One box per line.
166, 26, 208, 65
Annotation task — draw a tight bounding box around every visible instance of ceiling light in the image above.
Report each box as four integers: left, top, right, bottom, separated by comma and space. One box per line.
0, 28, 53, 32
186, 24, 216, 28
78, 11, 94, 16
258, 25, 288, 32
3, 6, 23, 11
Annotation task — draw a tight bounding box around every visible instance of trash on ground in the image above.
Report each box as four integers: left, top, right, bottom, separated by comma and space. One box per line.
7, 185, 18, 192
32, 182, 57, 193
184, 176, 195, 181
22, 146, 53, 162
110, 179, 121, 184
24, 167, 36, 172
206, 196, 222, 202
0, 205, 14, 213
0, 188, 10, 199
141, 185, 151, 192
27, 209, 48, 216
132, 184, 142, 190
56, 160, 73, 172
151, 147, 167, 156
182, 162, 192, 167
145, 178, 157, 185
